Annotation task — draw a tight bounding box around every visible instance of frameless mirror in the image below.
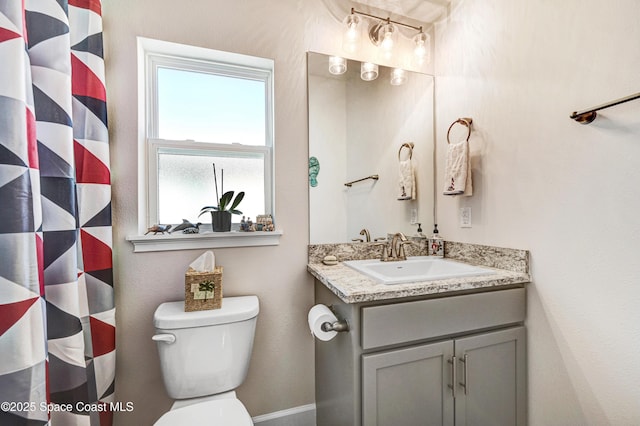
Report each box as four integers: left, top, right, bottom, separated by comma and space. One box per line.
307, 52, 435, 244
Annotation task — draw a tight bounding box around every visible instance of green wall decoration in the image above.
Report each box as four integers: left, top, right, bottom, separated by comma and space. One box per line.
309, 156, 320, 187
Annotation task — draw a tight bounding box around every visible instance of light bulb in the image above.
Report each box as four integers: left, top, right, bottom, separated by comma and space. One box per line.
390, 68, 407, 86
360, 62, 379, 81
413, 31, 430, 65
380, 23, 395, 52
328, 56, 347, 75
343, 14, 361, 53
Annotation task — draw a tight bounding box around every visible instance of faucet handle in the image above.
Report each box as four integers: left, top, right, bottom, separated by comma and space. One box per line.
371, 242, 389, 261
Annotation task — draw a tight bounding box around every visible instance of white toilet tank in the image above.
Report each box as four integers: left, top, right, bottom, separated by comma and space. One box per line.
153, 296, 259, 400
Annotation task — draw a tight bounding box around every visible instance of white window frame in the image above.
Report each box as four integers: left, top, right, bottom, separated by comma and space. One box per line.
128, 37, 280, 251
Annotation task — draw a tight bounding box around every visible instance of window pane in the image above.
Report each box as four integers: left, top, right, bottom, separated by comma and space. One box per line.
157, 67, 266, 145
158, 151, 265, 225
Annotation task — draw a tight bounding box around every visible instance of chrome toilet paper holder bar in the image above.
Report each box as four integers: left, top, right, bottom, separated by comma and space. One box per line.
321, 320, 349, 333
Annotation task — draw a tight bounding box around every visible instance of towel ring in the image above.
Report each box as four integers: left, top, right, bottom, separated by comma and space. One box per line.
398, 142, 414, 160
446, 118, 473, 144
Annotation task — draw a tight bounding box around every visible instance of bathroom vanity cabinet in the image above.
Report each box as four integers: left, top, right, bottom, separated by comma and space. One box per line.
314, 283, 527, 426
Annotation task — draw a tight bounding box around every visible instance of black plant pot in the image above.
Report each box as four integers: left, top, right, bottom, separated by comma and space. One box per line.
210, 211, 232, 232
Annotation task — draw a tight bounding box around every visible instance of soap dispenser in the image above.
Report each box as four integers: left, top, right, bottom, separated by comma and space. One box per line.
428, 224, 444, 257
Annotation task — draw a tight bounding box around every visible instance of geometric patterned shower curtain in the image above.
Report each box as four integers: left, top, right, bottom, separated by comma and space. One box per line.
0, 0, 115, 424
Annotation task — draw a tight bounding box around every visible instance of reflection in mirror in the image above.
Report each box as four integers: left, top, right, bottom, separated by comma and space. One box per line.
308, 52, 435, 244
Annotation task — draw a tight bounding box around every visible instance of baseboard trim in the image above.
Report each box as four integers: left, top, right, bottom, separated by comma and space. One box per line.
252, 403, 316, 426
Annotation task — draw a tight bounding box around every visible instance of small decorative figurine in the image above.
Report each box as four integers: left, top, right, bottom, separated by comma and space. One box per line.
309, 156, 320, 187
182, 223, 201, 234
145, 224, 172, 235
240, 216, 249, 231
246, 217, 256, 232
170, 219, 198, 233
256, 214, 275, 232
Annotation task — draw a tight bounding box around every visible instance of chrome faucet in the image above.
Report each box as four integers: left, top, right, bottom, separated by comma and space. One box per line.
359, 228, 371, 242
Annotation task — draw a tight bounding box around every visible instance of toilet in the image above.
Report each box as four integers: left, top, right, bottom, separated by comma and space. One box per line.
152, 295, 259, 425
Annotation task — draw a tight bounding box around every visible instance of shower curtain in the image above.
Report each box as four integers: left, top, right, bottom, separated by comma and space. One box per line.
0, 1, 115, 425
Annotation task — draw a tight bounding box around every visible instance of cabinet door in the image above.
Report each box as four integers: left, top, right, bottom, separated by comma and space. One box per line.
362, 341, 455, 426
454, 327, 526, 426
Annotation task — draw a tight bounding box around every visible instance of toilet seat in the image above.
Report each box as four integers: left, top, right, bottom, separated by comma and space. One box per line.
154, 398, 253, 425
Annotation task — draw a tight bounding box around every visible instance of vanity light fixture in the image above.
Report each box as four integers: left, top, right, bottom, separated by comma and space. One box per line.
390, 68, 407, 85
413, 31, 430, 65
328, 56, 347, 75
342, 12, 361, 53
370, 20, 396, 60
361, 62, 379, 81
345, 8, 429, 65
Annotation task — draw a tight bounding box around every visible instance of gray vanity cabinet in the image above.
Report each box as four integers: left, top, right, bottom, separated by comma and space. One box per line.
314, 283, 527, 426
454, 327, 526, 425
362, 326, 526, 426
362, 340, 454, 425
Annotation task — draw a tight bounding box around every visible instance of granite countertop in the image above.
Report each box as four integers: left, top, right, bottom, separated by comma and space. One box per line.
307, 241, 531, 304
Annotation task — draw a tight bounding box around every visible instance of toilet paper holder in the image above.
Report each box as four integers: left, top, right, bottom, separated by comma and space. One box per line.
321, 319, 349, 333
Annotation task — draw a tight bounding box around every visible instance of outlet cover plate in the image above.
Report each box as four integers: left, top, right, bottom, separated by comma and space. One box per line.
460, 207, 472, 228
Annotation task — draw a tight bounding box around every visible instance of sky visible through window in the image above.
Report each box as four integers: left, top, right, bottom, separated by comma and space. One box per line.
157, 67, 266, 145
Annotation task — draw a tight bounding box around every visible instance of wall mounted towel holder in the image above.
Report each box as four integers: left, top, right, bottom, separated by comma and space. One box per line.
398, 142, 414, 160
447, 118, 473, 144
570, 92, 640, 124
344, 175, 379, 187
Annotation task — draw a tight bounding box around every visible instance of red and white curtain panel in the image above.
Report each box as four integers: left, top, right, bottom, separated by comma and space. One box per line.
0, 0, 115, 425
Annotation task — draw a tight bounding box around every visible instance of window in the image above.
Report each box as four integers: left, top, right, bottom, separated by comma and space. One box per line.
139, 38, 274, 231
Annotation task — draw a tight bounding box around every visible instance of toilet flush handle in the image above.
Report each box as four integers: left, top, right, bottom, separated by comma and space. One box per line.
152, 333, 176, 344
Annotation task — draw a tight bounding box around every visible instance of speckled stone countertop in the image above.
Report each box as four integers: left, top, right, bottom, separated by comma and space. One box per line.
307, 241, 530, 304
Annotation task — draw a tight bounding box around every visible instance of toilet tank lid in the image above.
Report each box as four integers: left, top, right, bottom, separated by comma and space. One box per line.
154, 296, 259, 329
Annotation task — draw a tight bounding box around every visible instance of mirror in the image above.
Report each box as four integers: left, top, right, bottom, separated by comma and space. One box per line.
307, 52, 435, 244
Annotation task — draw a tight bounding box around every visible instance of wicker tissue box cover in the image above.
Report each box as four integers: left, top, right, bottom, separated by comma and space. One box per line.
184, 266, 223, 312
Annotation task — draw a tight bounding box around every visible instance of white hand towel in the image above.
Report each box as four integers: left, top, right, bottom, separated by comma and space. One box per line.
398, 159, 416, 200
443, 140, 472, 196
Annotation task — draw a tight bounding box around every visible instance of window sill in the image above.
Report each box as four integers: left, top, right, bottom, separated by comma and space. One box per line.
126, 230, 283, 253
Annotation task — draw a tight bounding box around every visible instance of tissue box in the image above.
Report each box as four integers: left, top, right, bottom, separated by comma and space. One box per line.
184, 266, 223, 312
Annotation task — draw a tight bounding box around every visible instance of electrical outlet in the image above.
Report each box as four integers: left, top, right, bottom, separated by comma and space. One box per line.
460, 207, 472, 228
410, 208, 418, 224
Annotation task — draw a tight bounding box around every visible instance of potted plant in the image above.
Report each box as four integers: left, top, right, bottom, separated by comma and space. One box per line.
199, 164, 244, 232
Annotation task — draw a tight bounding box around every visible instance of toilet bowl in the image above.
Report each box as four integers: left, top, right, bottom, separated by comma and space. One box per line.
152, 296, 259, 425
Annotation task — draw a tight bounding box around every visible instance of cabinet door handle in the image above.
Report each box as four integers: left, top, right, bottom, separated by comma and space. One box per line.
448, 355, 457, 398
459, 354, 468, 395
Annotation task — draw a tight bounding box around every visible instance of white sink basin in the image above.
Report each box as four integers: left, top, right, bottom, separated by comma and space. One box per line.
343, 256, 496, 285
